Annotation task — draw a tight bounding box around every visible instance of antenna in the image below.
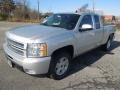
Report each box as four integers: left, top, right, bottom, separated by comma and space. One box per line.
37, 0, 40, 20
93, 0, 95, 12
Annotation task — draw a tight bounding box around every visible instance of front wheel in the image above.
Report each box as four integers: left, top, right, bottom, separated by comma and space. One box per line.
49, 52, 71, 80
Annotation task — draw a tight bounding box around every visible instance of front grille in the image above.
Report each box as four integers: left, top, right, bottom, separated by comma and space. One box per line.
7, 39, 25, 56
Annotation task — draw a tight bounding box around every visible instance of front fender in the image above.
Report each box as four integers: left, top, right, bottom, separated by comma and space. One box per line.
45, 32, 77, 57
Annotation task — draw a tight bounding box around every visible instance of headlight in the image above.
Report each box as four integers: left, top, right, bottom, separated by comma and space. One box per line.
27, 43, 47, 57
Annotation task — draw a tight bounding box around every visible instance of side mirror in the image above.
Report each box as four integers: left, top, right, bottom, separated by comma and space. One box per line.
80, 24, 93, 31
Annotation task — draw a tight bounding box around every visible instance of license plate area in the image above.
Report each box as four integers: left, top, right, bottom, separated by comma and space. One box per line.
6, 54, 23, 70
7, 60, 13, 67
6, 54, 14, 67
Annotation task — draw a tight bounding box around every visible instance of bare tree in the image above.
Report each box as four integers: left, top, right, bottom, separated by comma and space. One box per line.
0, 0, 15, 20
13, 0, 30, 20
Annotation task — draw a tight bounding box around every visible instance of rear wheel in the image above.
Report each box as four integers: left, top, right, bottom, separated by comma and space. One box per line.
49, 52, 71, 80
102, 35, 114, 51
106, 39, 112, 50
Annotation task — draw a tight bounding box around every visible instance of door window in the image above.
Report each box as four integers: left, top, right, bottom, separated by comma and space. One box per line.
94, 15, 100, 29
80, 15, 93, 29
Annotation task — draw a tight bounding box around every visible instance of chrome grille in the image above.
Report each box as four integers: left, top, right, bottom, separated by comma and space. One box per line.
7, 39, 25, 56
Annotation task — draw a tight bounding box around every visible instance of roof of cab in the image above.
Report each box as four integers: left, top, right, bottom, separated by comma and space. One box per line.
55, 12, 99, 16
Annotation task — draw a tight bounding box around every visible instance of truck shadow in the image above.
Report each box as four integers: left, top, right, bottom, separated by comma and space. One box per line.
68, 40, 120, 77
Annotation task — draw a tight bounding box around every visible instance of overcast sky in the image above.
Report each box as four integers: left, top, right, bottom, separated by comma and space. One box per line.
29, 0, 120, 16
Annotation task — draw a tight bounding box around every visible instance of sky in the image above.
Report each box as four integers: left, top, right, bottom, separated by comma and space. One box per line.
29, 0, 120, 16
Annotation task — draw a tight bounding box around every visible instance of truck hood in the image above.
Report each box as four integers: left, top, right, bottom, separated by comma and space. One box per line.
7, 24, 69, 42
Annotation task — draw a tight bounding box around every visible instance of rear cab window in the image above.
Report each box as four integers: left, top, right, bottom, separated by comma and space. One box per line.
94, 15, 101, 29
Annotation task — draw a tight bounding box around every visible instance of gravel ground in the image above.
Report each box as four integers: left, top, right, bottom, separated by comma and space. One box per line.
0, 21, 120, 90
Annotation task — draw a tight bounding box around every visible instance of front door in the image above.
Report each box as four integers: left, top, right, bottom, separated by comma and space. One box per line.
75, 15, 96, 55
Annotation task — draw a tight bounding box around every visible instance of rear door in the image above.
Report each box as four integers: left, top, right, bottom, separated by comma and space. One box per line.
93, 15, 103, 46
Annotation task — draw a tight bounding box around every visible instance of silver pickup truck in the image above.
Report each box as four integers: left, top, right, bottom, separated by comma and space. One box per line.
3, 12, 116, 80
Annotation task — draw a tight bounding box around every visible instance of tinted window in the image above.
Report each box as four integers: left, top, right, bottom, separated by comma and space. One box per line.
80, 15, 93, 28
94, 15, 100, 29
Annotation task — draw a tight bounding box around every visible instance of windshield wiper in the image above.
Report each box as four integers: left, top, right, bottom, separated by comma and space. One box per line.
41, 23, 48, 26
41, 23, 58, 27
51, 25, 60, 27
41, 23, 67, 29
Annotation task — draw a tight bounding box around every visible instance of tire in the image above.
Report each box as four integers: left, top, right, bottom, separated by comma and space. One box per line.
102, 35, 113, 51
49, 52, 71, 80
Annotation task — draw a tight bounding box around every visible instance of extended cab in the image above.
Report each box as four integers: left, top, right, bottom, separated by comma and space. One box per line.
3, 12, 116, 80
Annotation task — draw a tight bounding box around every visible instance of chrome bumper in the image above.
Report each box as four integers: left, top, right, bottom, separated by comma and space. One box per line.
3, 43, 51, 75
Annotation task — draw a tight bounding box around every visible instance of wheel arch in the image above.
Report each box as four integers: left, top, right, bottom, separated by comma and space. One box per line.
51, 45, 74, 58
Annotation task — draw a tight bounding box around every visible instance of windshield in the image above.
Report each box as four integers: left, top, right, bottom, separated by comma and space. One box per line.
41, 14, 80, 30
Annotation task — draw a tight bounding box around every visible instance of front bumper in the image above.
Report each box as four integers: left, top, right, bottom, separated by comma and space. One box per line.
3, 44, 51, 75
